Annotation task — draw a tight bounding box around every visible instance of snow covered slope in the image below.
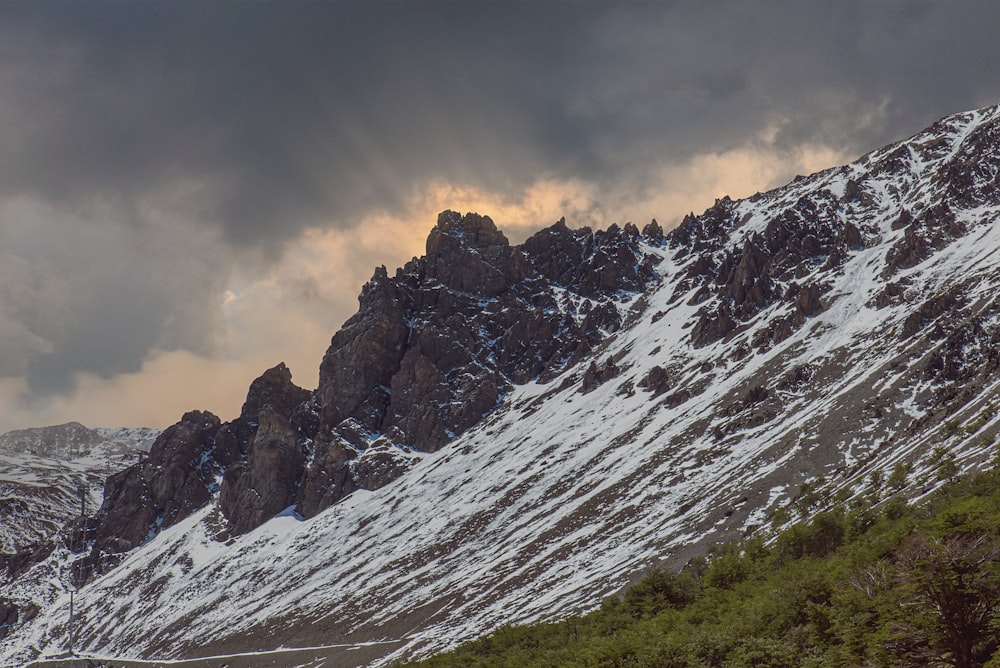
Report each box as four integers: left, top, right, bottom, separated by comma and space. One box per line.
4, 104, 1000, 666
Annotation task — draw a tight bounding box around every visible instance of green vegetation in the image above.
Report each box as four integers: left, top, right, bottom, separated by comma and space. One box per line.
404, 465, 1000, 668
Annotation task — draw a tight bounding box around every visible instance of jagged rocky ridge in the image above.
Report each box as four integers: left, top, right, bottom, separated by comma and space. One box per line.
3, 104, 1000, 666
47, 211, 659, 583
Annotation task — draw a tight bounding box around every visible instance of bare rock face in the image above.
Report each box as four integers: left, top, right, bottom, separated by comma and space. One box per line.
0, 599, 19, 639
214, 363, 315, 534
424, 210, 524, 297
220, 408, 305, 535
0, 597, 38, 639
295, 424, 359, 519
240, 362, 312, 423
314, 210, 659, 456
2, 541, 54, 581
318, 267, 410, 434
62, 410, 222, 585
348, 434, 418, 491
92, 410, 222, 555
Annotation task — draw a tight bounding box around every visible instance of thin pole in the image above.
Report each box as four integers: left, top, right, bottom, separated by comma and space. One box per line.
79, 483, 87, 517
68, 589, 74, 656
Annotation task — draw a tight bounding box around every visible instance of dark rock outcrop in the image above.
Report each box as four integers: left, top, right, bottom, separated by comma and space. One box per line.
76, 211, 659, 564
639, 365, 672, 397
220, 408, 305, 535
2, 541, 54, 581
675, 189, 859, 348
92, 410, 222, 555
0, 597, 38, 638
68, 363, 315, 580
312, 211, 657, 457
581, 357, 620, 393
883, 203, 964, 277
0, 599, 18, 639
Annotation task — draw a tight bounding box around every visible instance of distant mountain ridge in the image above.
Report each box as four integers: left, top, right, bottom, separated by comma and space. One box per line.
2, 103, 1000, 666
0, 423, 158, 560
0, 422, 158, 459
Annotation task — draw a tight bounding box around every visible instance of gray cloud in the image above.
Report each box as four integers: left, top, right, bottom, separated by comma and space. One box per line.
2, 2, 999, 241
0, 1, 999, 410
0, 201, 227, 397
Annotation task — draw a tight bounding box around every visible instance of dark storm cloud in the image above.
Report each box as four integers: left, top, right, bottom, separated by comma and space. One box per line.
2, 1, 999, 244
1, 0, 999, 402
0, 2, 598, 246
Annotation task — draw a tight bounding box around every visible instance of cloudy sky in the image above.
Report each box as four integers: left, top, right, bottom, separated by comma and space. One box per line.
1, 1, 998, 433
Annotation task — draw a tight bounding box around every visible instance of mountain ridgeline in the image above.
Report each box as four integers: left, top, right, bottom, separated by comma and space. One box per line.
3, 104, 1000, 666
60, 210, 663, 581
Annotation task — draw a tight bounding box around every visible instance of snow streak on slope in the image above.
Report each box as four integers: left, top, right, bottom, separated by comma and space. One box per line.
5, 105, 1000, 666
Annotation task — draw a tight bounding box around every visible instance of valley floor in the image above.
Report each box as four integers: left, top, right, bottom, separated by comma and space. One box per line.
26, 638, 407, 668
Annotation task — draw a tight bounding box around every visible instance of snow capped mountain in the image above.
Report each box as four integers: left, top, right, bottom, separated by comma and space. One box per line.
0, 422, 157, 459
3, 104, 1000, 666
92, 427, 161, 454
0, 424, 158, 555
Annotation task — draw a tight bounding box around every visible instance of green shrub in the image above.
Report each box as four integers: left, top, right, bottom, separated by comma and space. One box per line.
622, 567, 697, 617
404, 466, 1000, 668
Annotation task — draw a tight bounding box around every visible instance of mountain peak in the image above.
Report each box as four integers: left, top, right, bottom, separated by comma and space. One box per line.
427, 210, 509, 254
239, 362, 311, 422
0, 421, 105, 458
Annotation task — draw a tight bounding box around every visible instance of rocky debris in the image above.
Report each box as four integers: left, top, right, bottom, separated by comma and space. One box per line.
638, 365, 672, 397
581, 357, 621, 393
883, 203, 965, 277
